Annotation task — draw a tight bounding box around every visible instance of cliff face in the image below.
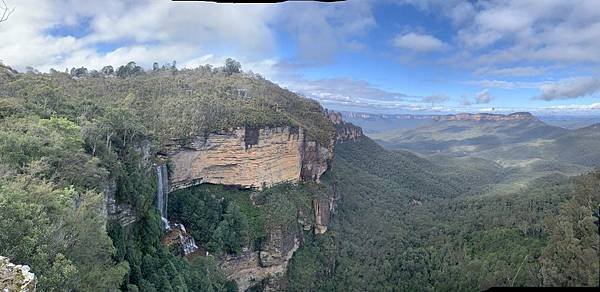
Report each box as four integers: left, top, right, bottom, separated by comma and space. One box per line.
219, 221, 301, 291
313, 186, 339, 235
105, 179, 136, 227
328, 111, 364, 142
160, 113, 359, 291
0, 256, 37, 292
435, 112, 536, 122
167, 126, 333, 190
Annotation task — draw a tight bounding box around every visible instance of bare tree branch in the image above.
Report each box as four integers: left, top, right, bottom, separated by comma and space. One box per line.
0, 0, 15, 23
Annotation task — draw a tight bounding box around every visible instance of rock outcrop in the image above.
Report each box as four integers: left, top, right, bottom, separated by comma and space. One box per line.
219, 224, 300, 292
0, 256, 36, 292
328, 111, 364, 142
162, 223, 199, 257
166, 126, 333, 190
313, 183, 340, 234
105, 178, 136, 226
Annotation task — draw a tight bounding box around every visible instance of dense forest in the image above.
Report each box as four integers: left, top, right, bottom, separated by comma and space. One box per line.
286, 137, 600, 290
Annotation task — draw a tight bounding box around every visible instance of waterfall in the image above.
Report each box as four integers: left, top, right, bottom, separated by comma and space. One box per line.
156, 165, 170, 230
156, 165, 198, 255
176, 223, 199, 255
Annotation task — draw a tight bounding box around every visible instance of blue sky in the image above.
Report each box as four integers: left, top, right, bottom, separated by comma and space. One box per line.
1, 0, 600, 115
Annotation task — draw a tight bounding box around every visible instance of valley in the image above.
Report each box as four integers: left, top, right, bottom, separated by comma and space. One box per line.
1, 1, 600, 290
0, 62, 598, 291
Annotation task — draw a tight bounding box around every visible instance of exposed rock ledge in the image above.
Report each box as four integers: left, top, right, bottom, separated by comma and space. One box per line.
0, 256, 36, 292
166, 126, 332, 190
219, 238, 300, 292
328, 111, 364, 143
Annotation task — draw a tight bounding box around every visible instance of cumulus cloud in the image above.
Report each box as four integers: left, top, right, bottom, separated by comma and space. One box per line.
538, 77, 600, 100
475, 89, 494, 104
393, 32, 447, 52
0, 0, 376, 72
399, 0, 600, 68
280, 1, 375, 64
0, 0, 278, 70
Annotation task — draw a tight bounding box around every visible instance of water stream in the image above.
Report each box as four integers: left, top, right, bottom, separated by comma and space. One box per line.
156, 164, 170, 230
156, 164, 198, 255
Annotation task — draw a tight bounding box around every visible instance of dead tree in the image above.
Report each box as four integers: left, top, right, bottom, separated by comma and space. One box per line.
0, 0, 15, 23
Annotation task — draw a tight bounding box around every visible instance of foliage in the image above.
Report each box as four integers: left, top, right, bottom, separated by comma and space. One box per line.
107, 211, 235, 291
0, 175, 128, 291
168, 182, 319, 256
287, 136, 600, 290
224, 58, 241, 75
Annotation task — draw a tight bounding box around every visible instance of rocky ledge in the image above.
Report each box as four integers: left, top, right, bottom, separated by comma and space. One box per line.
328, 111, 364, 143
165, 126, 333, 190
0, 256, 37, 292
219, 224, 300, 291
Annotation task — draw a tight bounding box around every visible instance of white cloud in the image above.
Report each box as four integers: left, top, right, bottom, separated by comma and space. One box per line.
543, 103, 600, 110
0, 0, 278, 71
279, 0, 375, 64
0, 0, 376, 73
474, 66, 546, 77
467, 79, 543, 90
284, 77, 407, 105
475, 89, 494, 104
400, 0, 600, 69
538, 77, 600, 100
393, 32, 447, 52
469, 76, 600, 101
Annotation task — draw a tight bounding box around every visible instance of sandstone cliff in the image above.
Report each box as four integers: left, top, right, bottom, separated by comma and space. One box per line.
0, 256, 36, 292
166, 126, 333, 190
435, 112, 536, 122
155, 113, 360, 291
220, 223, 301, 291
328, 111, 364, 143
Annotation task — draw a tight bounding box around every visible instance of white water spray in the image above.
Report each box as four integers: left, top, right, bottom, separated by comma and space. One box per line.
156, 164, 170, 230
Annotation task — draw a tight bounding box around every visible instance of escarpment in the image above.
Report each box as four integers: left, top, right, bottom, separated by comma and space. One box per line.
328, 110, 364, 142
165, 126, 333, 190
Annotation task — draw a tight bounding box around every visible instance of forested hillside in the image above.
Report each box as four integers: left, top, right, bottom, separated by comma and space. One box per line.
286, 135, 599, 290
0, 61, 334, 291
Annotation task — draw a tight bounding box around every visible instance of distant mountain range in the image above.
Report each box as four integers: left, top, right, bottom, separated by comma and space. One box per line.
341, 111, 600, 133
354, 111, 600, 185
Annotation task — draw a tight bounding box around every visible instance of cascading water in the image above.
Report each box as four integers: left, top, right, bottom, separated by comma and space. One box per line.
156, 164, 170, 230
156, 164, 198, 255
175, 223, 199, 255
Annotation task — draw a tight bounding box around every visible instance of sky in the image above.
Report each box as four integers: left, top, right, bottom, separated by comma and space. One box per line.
1, 0, 600, 115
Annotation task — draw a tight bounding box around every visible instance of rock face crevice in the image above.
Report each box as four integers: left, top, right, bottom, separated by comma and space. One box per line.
166, 126, 333, 191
